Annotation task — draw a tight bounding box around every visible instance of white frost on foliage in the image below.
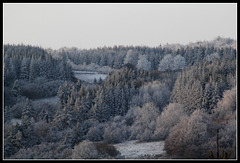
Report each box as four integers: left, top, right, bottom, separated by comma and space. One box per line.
158, 54, 186, 71
206, 52, 220, 61
114, 140, 166, 159
136, 55, 151, 71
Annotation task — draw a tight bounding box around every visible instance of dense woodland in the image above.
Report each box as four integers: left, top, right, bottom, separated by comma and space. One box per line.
3, 37, 236, 159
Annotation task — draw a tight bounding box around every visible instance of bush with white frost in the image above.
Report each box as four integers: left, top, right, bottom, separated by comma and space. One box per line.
213, 86, 236, 123
72, 140, 98, 159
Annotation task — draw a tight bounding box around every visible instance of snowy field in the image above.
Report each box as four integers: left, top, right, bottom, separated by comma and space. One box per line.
114, 140, 166, 159
32, 96, 58, 105
74, 70, 107, 83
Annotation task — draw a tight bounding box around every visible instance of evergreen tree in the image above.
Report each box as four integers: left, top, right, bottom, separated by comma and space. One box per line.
19, 58, 30, 80
29, 58, 36, 82
57, 81, 73, 109
11, 80, 21, 97
98, 77, 103, 84
4, 58, 16, 86
21, 99, 37, 148
76, 79, 82, 92
94, 89, 111, 122
4, 124, 22, 158
211, 82, 221, 111
202, 81, 214, 113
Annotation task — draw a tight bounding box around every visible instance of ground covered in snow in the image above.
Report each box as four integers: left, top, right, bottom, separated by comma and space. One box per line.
74, 70, 107, 83
113, 140, 166, 159
32, 96, 58, 105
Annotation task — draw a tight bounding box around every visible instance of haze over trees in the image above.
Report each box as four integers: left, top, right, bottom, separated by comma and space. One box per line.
3, 37, 236, 159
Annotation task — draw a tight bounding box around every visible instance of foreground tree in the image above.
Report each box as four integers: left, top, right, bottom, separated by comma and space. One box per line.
165, 109, 215, 158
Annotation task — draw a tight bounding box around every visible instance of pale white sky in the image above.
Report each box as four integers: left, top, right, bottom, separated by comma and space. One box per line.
3, 3, 237, 50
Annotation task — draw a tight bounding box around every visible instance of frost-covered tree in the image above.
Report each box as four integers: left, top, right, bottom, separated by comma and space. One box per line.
21, 100, 37, 148
72, 120, 93, 146
173, 55, 186, 70
21, 98, 35, 120
165, 109, 215, 158
86, 124, 104, 142
4, 58, 17, 86
53, 105, 76, 131
136, 55, 151, 71
4, 123, 22, 158
158, 54, 174, 71
158, 54, 186, 71
131, 81, 170, 110
129, 102, 160, 141
123, 49, 138, 67
202, 82, 214, 113
57, 81, 74, 109
153, 103, 188, 140
210, 87, 236, 158
11, 80, 21, 97
19, 58, 30, 80
206, 52, 220, 62
29, 58, 37, 82
213, 86, 236, 123
93, 89, 112, 122
171, 69, 203, 113
102, 116, 129, 144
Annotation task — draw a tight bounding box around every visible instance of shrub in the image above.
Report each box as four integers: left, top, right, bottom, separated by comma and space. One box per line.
72, 140, 98, 159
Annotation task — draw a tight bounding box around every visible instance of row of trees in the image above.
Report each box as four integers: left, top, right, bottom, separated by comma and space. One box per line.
4, 44, 74, 87
48, 37, 236, 71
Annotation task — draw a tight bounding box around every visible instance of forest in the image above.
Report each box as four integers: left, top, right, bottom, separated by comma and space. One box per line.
3, 36, 236, 159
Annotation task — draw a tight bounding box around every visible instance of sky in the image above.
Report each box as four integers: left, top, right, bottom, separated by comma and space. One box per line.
3, 3, 237, 50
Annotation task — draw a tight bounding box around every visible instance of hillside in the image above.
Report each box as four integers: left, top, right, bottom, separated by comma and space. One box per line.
3, 38, 236, 159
